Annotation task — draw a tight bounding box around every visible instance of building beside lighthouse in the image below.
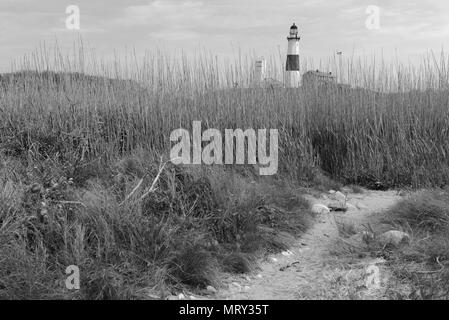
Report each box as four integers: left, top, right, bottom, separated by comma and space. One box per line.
285, 23, 301, 88
302, 70, 336, 87
247, 23, 340, 90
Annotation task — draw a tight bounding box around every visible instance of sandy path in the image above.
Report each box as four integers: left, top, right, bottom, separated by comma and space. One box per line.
212, 190, 401, 300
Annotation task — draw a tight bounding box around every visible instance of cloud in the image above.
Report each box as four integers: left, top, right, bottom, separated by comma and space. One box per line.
0, 0, 448, 71
119, 1, 210, 26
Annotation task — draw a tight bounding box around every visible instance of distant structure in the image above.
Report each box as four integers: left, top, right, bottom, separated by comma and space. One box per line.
247, 23, 343, 90
302, 70, 336, 87
285, 23, 301, 88
336, 51, 343, 83
254, 58, 266, 85
251, 58, 283, 88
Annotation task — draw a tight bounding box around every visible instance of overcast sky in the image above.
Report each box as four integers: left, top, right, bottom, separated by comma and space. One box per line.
0, 0, 448, 71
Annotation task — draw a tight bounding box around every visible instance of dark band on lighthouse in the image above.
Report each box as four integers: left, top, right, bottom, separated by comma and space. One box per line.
286, 54, 299, 71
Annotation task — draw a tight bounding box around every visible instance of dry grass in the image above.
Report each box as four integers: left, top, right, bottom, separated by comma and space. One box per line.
332, 190, 449, 299
379, 190, 449, 299
0, 150, 313, 299
1, 44, 449, 299
2, 47, 449, 188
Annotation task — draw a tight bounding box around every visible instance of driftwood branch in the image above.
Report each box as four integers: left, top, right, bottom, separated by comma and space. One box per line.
139, 157, 169, 201
119, 157, 182, 205
119, 176, 146, 206
53, 200, 87, 208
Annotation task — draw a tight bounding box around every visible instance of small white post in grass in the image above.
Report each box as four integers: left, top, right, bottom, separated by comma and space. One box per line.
254, 58, 266, 86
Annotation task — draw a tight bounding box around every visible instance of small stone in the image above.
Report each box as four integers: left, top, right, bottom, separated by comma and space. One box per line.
312, 204, 330, 214
230, 282, 242, 291
334, 191, 347, 203
256, 274, 262, 279
30, 183, 41, 193
271, 257, 278, 262
245, 276, 251, 282
206, 285, 217, 293
178, 293, 186, 300
329, 190, 336, 194
370, 257, 387, 264
356, 202, 368, 210
281, 250, 293, 256
346, 203, 357, 211
379, 230, 410, 247
146, 293, 160, 300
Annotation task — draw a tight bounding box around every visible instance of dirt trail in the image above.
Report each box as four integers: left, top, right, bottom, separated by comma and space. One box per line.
212, 190, 401, 300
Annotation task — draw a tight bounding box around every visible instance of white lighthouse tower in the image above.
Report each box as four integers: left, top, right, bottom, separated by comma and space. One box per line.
285, 23, 301, 88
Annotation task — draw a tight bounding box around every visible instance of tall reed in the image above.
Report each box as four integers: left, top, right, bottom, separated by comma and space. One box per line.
1, 44, 449, 188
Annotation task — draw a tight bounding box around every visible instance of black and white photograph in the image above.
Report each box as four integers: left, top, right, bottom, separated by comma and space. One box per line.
0, 0, 449, 308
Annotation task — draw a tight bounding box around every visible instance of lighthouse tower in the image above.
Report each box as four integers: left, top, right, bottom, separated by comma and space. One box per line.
285, 23, 301, 88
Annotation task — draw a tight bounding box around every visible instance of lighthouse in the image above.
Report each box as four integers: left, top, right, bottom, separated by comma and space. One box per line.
285, 23, 301, 88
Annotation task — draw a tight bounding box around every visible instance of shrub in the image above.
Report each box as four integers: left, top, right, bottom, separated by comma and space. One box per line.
381, 190, 449, 299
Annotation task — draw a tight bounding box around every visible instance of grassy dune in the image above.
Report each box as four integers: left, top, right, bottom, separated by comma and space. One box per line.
1, 47, 449, 298
0, 153, 312, 298
2, 51, 449, 187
